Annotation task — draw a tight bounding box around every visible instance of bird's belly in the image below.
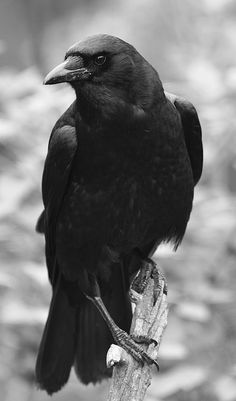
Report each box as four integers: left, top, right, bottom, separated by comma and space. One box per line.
106, 170, 193, 251
56, 156, 193, 276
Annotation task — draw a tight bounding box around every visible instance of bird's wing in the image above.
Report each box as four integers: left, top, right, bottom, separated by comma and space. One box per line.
40, 103, 78, 283
165, 92, 203, 185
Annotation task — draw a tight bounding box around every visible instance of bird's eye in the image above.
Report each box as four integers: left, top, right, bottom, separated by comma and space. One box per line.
94, 55, 107, 66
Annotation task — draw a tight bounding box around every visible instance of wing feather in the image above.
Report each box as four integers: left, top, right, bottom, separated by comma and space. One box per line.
165, 92, 203, 185
38, 103, 78, 283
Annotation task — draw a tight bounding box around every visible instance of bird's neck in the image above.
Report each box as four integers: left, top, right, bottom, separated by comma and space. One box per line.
75, 86, 132, 127
74, 82, 165, 128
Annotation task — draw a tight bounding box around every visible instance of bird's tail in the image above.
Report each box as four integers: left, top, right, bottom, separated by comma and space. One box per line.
74, 261, 132, 384
35, 275, 77, 395
36, 262, 132, 393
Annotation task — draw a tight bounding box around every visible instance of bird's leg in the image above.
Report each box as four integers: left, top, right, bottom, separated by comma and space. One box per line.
90, 296, 159, 369
130, 252, 168, 305
86, 280, 159, 369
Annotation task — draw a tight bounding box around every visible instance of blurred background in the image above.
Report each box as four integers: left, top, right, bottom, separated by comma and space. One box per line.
1, 0, 236, 400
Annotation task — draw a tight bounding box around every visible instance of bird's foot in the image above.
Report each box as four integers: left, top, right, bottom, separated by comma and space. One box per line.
91, 295, 159, 369
112, 326, 159, 370
130, 257, 167, 304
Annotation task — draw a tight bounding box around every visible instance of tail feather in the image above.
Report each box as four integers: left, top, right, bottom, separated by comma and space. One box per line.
36, 261, 132, 392
74, 300, 113, 384
35, 276, 76, 394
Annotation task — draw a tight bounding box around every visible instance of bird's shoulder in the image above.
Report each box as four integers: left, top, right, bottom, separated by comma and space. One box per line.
42, 101, 78, 207
48, 101, 77, 151
164, 91, 203, 185
165, 92, 199, 123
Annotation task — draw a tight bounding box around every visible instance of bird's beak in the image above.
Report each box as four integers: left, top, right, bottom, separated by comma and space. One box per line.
43, 58, 92, 85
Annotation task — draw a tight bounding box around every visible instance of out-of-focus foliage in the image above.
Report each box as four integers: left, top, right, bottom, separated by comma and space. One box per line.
0, 0, 236, 400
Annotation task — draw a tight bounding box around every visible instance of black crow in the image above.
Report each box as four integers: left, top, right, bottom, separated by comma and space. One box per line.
36, 34, 203, 394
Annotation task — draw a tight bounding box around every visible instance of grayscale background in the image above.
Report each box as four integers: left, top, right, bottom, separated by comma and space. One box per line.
0, 0, 236, 400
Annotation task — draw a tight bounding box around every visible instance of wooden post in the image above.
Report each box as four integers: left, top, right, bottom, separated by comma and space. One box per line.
107, 268, 168, 401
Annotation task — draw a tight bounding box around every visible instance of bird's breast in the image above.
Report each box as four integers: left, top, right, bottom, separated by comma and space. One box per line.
57, 117, 194, 255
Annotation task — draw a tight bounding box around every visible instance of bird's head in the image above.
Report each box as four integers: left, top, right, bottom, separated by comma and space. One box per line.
44, 34, 164, 121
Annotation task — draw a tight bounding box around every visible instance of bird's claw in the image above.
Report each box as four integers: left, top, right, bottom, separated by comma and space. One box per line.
130, 257, 167, 304
130, 334, 158, 347
113, 327, 159, 370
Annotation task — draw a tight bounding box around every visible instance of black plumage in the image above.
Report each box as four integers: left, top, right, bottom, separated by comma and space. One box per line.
36, 34, 203, 394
